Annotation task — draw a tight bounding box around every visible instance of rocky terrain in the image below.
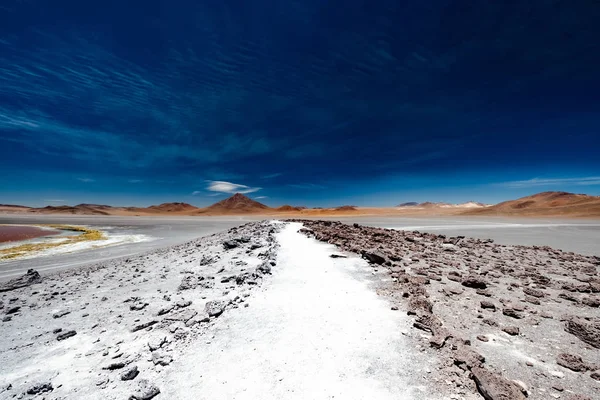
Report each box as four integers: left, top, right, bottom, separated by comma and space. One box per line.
0, 221, 281, 399
295, 220, 600, 400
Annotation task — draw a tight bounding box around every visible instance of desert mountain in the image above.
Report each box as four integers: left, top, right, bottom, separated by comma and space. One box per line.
397, 201, 487, 209
463, 191, 600, 217
204, 193, 269, 212
147, 202, 198, 213
397, 202, 419, 207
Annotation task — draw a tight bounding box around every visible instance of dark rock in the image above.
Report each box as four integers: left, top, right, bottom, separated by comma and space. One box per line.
477, 335, 489, 342
556, 353, 589, 372
471, 366, 527, 400
582, 296, 600, 308
362, 250, 387, 265
329, 254, 347, 258
223, 240, 238, 250
565, 395, 593, 400
502, 308, 524, 319
523, 287, 545, 298
205, 300, 226, 317
502, 326, 520, 336
121, 366, 139, 381
52, 309, 70, 318
256, 261, 272, 275
0, 269, 42, 292
461, 276, 488, 289
131, 320, 158, 332
26, 382, 53, 395
57, 330, 77, 341
129, 379, 160, 400
104, 362, 126, 370
565, 318, 600, 349
591, 371, 600, 381
5, 306, 20, 314
480, 301, 496, 310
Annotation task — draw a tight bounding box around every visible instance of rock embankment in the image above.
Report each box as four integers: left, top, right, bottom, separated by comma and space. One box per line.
295, 220, 599, 400
0, 221, 281, 399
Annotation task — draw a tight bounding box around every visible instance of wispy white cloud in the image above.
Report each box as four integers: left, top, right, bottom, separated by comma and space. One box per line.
191, 191, 202, 196
261, 172, 282, 179
128, 179, 143, 183
500, 177, 600, 188
254, 196, 268, 199
206, 180, 261, 194
77, 177, 94, 183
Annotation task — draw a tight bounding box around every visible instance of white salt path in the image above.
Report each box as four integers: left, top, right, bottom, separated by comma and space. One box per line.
163, 223, 436, 399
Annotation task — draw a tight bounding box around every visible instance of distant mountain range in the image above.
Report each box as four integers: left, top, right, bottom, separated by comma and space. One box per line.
396, 201, 489, 208
1, 191, 599, 217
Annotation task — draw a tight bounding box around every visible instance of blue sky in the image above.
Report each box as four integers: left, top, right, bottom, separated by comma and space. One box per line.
1, 1, 599, 207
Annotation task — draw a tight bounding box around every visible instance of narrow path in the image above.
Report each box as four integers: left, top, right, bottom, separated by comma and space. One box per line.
163, 222, 437, 399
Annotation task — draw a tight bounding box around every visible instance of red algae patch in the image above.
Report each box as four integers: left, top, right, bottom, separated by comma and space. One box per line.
0, 225, 61, 243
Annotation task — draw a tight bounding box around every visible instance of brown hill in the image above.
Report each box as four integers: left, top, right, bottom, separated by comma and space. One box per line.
32, 205, 111, 215
463, 191, 600, 217
277, 205, 303, 212
147, 202, 199, 213
203, 193, 269, 213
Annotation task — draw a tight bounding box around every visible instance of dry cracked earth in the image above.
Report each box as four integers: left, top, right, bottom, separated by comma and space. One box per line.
1, 219, 599, 400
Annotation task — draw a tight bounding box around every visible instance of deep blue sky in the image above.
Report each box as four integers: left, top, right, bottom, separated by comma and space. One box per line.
1, 0, 599, 207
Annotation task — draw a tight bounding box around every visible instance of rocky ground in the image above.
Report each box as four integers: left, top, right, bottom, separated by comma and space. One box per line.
295, 220, 600, 400
1, 219, 598, 400
0, 221, 281, 399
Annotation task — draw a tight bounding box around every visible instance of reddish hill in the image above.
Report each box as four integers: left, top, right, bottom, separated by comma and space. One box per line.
147, 202, 199, 213
463, 191, 600, 217
204, 193, 269, 213
276, 205, 304, 212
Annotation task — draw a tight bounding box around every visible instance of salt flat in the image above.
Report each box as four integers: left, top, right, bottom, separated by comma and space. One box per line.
2, 215, 599, 282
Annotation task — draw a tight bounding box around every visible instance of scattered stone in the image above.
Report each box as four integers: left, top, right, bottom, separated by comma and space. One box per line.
471, 366, 527, 400
461, 276, 488, 289
556, 353, 589, 372
205, 300, 226, 317
129, 379, 160, 400
361, 250, 387, 265
57, 330, 77, 341
329, 253, 347, 258
590, 371, 600, 381
564, 318, 600, 349
152, 351, 173, 366
502, 326, 520, 336
0, 269, 42, 292
26, 382, 53, 395
523, 287, 545, 298
477, 335, 489, 342
223, 240, 238, 250
131, 320, 158, 332
103, 362, 126, 370
480, 301, 496, 311
5, 306, 20, 314
148, 336, 168, 352
502, 308, 524, 319
121, 366, 139, 381
52, 309, 70, 318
